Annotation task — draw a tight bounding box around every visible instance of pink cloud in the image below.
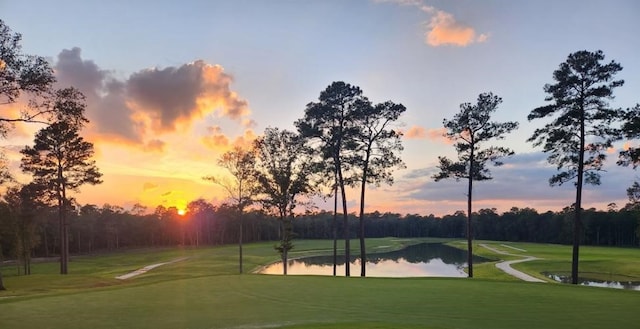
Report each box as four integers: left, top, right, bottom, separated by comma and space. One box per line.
425, 11, 488, 47
404, 125, 451, 144
376, 0, 489, 47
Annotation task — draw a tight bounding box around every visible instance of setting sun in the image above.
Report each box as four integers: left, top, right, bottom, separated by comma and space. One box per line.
177, 208, 186, 216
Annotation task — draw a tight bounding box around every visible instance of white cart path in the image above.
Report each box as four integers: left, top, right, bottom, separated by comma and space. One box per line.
479, 244, 545, 283
115, 257, 188, 280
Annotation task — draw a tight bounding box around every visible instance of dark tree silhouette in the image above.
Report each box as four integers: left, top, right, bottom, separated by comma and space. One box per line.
626, 182, 640, 206
353, 100, 405, 277
619, 104, 640, 168
433, 92, 518, 278
296, 81, 364, 277
527, 50, 624, 284
254, 127, 313, 274
20, 88, 102, 275
618, 104, 640, 205
0, 21, 56, 283
203, 146, 258, 274
0, 19, 56, 132
3, 183, 44, 275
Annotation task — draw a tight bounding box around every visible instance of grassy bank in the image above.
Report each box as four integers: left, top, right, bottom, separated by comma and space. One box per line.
1, 238, 639, 329
0, 237, 428, 297
466, 241, 640, 282
1, 274, 639, 329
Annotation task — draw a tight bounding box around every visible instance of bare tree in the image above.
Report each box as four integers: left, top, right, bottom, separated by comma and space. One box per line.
203, 146, 258, 274
254, 127, 313, 274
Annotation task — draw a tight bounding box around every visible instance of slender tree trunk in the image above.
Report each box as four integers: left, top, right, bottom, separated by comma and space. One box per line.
467, 144, 474, 278
572, 105, 586, 285
58, 193, 68, 275
358, 160, 369, 277
332, 178, 338, 277
0, 247, 5, 290
281, 213, 288, 276
283, 248, 288, 275
57, 162, 69, 275
239, 212, 243, 274
338, 167, 350, 277
43, 226, 49, 258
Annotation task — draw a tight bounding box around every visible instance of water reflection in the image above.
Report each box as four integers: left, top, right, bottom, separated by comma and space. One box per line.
260, 243, 487, 278
545, 273, 640, 291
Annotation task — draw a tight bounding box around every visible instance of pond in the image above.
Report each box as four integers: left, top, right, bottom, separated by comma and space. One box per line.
544, 273, 640, 291
259, 243, 488, 277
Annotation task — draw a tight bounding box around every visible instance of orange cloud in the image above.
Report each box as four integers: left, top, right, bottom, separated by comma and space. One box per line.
377, 0, 488, 47
404, 125, 426, 139
201, 126, 256, 152
52, 49, 257, 153
143, 182, 158, 191
242, 118, 258, 128
232, 129, 257, 149
403, 125, 451, 144
623, 141, 633, 151
127, 61, 251, 134
201, 126, 230, 150
143, 139, 165, 153
425, 11, 488, 47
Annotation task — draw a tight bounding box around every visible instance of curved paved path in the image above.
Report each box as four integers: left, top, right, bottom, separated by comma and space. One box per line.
115, 257, 188, 280
479, 244, 545, 283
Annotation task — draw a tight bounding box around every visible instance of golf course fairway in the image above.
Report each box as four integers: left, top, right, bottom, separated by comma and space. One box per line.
0, 239, 638, 329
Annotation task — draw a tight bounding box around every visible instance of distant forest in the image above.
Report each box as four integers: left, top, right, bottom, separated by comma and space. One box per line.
1, 201, 637, 270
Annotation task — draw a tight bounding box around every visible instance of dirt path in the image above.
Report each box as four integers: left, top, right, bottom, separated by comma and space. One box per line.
479, 244, 545, 283
115, 257, 188, 280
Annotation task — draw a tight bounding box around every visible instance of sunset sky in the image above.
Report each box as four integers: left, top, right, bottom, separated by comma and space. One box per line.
2, 0, 639, 216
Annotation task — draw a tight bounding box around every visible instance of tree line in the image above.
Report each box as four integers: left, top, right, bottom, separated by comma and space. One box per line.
1, 201, 637, 273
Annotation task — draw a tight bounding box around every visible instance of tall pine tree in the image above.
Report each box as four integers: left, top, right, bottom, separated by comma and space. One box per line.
433, 92, 518, 278
20, 88, 102, 275
528, 50, 624, 284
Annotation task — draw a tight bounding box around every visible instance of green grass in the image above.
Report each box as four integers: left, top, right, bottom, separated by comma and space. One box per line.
467, 241, 640, 282
0, 238, 639, 329
0, 237, 428, 297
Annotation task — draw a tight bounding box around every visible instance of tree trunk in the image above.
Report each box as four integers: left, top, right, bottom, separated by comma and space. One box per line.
0, 247, 5, 290
332, 178, 338, 277
572, 104, 586, 285
338, 167, 350, 277
467, 144, 474, 278
58, 194, 68, 275
283, 248, 288, 275
358, 160, 369, 277
239, 211, 243, 274
43, 226, 49, 258
280, 214, 288, 276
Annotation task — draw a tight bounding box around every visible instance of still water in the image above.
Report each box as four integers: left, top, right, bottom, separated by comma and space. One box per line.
545, 273, 640, 291
260, 243, 487, 277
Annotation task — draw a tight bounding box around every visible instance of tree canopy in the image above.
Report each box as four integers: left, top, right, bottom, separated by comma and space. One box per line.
0, 19, 56, 135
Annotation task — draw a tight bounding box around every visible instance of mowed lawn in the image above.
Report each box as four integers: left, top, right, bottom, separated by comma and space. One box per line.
1, 238, 639, 329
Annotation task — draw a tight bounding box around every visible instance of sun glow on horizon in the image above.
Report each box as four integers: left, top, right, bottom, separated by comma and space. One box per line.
177, 208, 186, 216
